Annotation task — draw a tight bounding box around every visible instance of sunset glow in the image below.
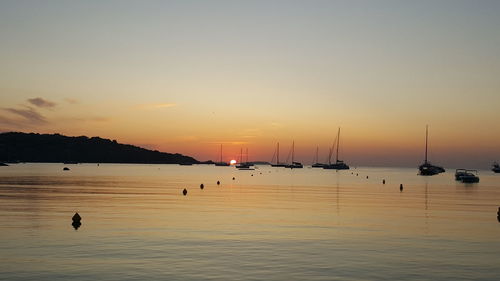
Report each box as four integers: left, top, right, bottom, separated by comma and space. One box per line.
0, 1, 499, 168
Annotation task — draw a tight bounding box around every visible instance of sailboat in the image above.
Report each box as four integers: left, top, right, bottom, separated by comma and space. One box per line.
492, 162, 500, 173
271, 142, 286, 167
236, 148, 254, 170
214, 144, 230, 166
286, 141, 303, 169
418, 125, 445, 176
323, 127, 350, 170
312, 146, 326, 168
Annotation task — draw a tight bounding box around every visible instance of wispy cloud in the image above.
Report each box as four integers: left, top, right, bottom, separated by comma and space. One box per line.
2, 106, 47, 124
28, 97, 56, 108
64, 98, 79, 104
136, 103, 177, 110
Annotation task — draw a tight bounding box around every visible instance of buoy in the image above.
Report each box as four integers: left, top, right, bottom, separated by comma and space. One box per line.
200, 184, 204, 189
232, 177, 235, 180
251, 174, 253, 176
366, 176, 369, 179
183, 188, 187, 196
217, 181, 220, 185
260, 172, 262, 174
63, 167, 70, 171
383, 179, 386, 184
400, 184, 403, 191
356, 173, 358, 176
72, 212, 81, 222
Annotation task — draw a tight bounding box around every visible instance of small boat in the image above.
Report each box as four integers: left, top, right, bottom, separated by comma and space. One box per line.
458, 170, 479, 183
0, 162, 8, 166
323, 127, 350, 170
270, 142, 287, 167
236, 148, 255, 170
454, 169, 468, 180
311, 146, 326, 168
492, 162, 500, 173
418, 126, 445, 176
286, 141, 303, 169
214, 144, 230, 166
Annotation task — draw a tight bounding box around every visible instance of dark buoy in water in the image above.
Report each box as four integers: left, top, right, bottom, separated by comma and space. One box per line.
356, 173, 358, 176
63, 167, 70, 171
260, 172, 262, 174
366, 176, 369, 179
400, 184, 403, 191
200, 184, 204, 190
383, 179, 386, 184
232, 177, 235, 180
72, 212, 82, 230
183, 188, 187, 196
251, 174, 253, 176
217, 181, 220, 185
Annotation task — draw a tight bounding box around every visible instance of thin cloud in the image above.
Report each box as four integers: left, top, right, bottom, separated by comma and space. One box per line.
64, 98, 79, 104
28, 97, 56, 108
137, 103, 177, 110
2, 106, 47, 124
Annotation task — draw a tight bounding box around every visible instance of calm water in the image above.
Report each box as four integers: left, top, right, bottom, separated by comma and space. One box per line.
0, 163, 499, 280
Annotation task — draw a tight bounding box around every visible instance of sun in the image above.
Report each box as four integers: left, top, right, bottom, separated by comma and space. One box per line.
230, 159, 237, 165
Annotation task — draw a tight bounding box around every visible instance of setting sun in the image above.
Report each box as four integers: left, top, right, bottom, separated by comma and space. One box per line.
230, 159, 237, 165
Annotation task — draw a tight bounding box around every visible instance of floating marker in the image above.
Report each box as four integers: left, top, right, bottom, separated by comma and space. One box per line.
383, 179, 386, 184
400, 184, 403, 191
232, 177, 235, 180
63, 167, 70, 171
72, 212, 81, 222
251, 174, 253, 176
200, 184, 204, 189
356, 173, 358, 176
366, 176, 369, 179
217, 181, 220, 185
183, 188, 187, 196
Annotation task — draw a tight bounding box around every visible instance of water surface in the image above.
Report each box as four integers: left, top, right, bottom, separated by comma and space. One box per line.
1, 164, 499, 280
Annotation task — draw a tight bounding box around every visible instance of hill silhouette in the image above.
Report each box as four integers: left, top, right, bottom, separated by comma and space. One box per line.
0, 132, 199, 164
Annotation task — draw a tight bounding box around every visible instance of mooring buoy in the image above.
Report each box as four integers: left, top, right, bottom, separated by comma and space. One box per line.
400, 184, 403, 191
200, 184, 204, 189
232, 177, 235, 180
183, 188, 187, 196
383, 179, 386, 184
217, 181, 220, 185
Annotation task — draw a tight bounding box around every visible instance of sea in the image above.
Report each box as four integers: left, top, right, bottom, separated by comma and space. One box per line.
0, 163, 499, 281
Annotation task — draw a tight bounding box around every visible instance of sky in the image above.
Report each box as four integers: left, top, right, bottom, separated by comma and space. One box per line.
1, 0, 499, 168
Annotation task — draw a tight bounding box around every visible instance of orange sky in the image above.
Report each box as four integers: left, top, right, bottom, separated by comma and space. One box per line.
1, 1, 499, 168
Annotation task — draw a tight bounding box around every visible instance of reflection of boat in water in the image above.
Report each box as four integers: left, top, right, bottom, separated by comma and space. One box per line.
214, 144, 230, 166
286, 141, 303, 169
323, 127, 349, 170
418, 126, 445, 176
492, 162, 500, 173
311, 146, 326, 168
455, 169, 479, 183
271, 142, 286, 167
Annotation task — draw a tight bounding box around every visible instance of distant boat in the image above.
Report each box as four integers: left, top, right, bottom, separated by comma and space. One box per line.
418, 125, 445, 176
271, 142, 286, 167
214, 144, 230, 166
285, 141, 303, 169
311, 146, 326, 168
63, 161, 78, 164
0, 162, 8, 166
179, 163, 193, 166
323, 127, 350, 170
492, 162, 500, 173
236, 148, 254, 170
455, 169, 479, 183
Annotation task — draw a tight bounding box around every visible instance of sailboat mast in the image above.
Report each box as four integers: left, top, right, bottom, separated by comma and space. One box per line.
277, 142, 280, 165
425, 125, 428, 164
336, 127, 340, 163
316, 146, 319, 163
292, 141, 295, 163
246, 148, 248, 163
240, 148, 243, 164
220, 144, 223, 163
